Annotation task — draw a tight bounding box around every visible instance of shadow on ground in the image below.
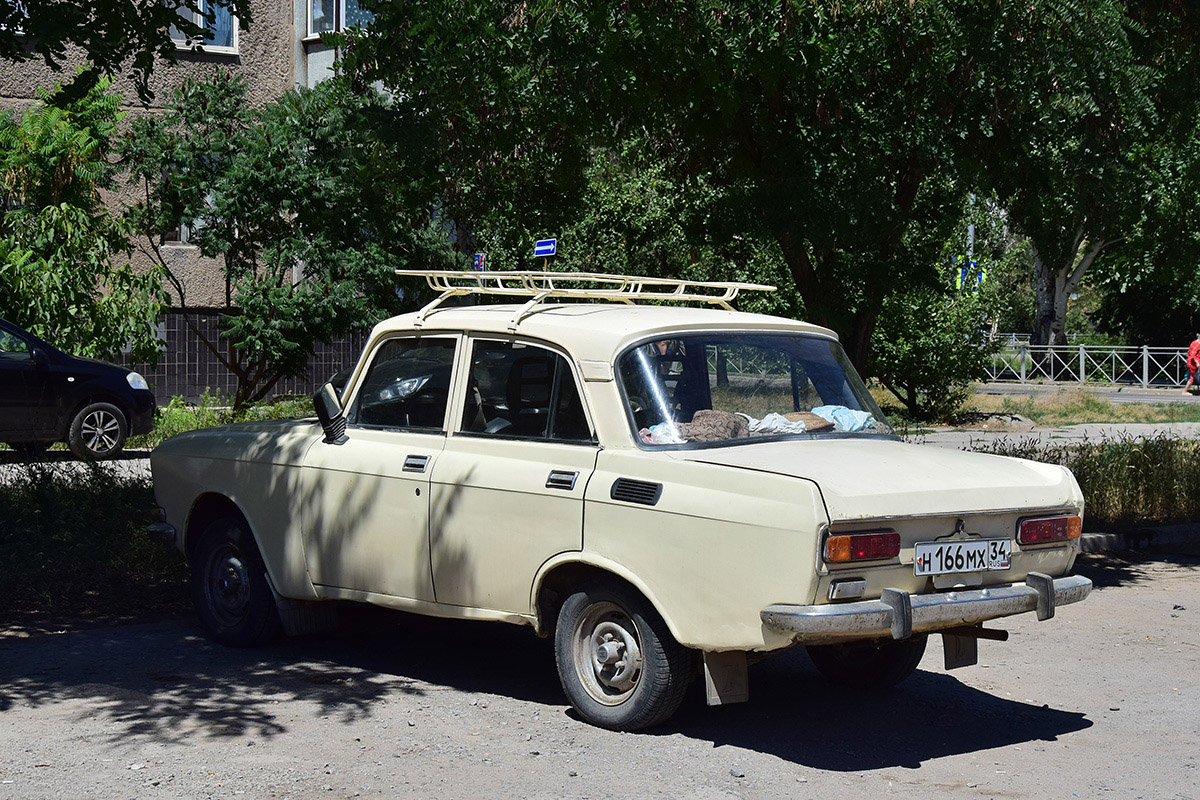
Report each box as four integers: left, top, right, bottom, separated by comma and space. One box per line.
0, 606, 1091, 769
1074, 551, 1200, 589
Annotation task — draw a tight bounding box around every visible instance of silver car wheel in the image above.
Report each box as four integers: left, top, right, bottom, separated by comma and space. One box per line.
572, 600, 645, 706
81, 409, 122, 453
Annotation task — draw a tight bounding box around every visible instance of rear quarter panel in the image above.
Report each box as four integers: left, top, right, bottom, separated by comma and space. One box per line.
582, 450, 829, 652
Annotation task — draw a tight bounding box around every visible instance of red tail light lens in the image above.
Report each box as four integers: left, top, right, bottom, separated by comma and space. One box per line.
825, 531, 901, 563
1018, 515, 1082, 545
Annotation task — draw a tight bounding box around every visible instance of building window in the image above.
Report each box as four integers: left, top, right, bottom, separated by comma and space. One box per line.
171, 0, 238, 53
308, 0, 374, 38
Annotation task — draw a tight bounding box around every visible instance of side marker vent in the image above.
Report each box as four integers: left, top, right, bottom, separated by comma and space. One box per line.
610, 478, 662, 506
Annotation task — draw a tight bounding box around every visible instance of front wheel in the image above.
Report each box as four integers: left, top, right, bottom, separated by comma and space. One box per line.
806, 635, 928, 690
192, 516, 281, 647
67, 402, 127, 460
554, 582, 691, 731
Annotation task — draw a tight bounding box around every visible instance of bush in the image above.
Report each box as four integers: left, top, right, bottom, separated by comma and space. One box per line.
971, 433, 1200, 529
127, 392, 316, 449
871, 287, 998, 422
0, 462, 187, 618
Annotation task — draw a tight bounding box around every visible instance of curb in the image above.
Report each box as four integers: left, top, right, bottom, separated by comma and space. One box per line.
1081, 523, 1200, 554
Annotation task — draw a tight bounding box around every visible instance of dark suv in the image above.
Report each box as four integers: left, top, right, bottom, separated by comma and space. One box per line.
0, 318, 155, 459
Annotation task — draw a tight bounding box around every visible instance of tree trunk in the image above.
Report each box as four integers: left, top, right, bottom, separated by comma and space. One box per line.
1030, 235, 1107, 347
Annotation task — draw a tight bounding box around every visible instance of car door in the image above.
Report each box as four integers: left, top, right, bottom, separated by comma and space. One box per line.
0, 327, 40, 436
429, 337, 599, 613
300, 334, 460, 601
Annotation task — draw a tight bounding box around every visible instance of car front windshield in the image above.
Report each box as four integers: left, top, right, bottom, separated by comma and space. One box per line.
618, 333, 894, 447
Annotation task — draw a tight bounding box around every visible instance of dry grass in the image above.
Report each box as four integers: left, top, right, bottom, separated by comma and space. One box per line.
965, 387, 1200, 426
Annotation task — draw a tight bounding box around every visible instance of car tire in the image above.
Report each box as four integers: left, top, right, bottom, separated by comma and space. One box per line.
6, 441, 50, 460
192, 516, 282, 647
67, 402, 127, 460
554, 581, 691, 731
805, 635, 928, 690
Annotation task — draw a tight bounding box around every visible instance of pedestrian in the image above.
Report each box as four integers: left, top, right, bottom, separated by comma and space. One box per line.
1185, 333, 1200, 395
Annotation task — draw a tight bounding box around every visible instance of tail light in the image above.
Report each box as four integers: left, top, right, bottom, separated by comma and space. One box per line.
825, 531, 901, 563
1018, 515, 1082, 545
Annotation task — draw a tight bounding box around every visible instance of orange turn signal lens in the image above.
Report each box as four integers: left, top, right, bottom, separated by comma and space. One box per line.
825, 531, 901, 563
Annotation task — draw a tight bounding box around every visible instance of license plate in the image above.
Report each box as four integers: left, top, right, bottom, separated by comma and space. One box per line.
913, 539, 1011, 577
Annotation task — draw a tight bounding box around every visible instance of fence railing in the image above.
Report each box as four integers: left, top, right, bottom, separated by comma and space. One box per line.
988, 344, 1189, 388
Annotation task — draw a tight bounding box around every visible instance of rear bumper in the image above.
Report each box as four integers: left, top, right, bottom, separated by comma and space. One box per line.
761, 573, 1092, 645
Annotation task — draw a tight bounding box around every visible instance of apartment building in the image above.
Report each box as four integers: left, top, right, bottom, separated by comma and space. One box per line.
1, 1, 373, 400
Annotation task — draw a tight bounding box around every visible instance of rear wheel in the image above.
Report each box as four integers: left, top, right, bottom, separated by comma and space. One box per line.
192, 516, 281, 647
67, 402, 127, 460
554, 582, 691, 731
806, 635, 928, 690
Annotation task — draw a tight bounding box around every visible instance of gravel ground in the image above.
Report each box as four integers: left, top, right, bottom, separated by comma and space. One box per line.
1, 552, 1197, 800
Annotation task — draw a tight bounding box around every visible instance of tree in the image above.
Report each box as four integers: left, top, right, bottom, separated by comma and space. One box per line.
123, 72, 459, 409
871, 287, 997, 421
0, 0, 252, 103
0, 77, 165, 361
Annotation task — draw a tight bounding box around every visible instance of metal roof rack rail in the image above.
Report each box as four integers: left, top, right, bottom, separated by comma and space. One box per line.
397, 269, 776, 330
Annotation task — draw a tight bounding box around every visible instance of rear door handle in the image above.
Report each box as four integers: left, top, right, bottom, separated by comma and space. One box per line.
546, 470, 579, 490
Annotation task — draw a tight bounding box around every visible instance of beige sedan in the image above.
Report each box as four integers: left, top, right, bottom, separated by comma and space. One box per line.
149, 273, 1090, 731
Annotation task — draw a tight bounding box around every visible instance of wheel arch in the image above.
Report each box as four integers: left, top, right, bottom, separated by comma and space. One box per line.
531, 554, 684, 645
63, 392, 133, 439
185, 492, 256, 565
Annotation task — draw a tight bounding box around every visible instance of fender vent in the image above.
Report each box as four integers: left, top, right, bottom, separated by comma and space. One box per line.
610, 478, 662, 506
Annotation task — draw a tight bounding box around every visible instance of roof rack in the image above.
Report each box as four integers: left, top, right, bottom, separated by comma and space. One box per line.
396, 269, 776, 330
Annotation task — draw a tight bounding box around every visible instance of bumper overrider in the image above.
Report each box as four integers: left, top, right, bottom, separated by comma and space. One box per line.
761, 573, 1092, 645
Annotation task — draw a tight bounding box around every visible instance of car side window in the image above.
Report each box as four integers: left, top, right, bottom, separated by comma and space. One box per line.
460, 340, 594, 443
0, 330, 32, 362
352, 337, 456, 431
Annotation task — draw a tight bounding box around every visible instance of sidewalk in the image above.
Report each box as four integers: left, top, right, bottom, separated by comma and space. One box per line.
1081, 523, 1200, 555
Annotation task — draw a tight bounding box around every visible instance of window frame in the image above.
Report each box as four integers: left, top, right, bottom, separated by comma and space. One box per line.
171, 0, 239, 55
452, 334, 598, 447
344, 333, 462, 436
306, 0, 372, 39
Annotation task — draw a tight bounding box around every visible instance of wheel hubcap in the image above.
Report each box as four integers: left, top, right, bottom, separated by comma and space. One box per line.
81, 410, 120, 453
206, 545, 250, 627
573, 601, 644, 705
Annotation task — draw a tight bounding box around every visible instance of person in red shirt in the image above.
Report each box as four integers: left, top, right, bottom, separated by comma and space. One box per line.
1185, 334, 1200, 395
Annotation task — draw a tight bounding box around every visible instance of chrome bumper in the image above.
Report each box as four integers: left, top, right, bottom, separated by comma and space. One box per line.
761, 573, 1092, 645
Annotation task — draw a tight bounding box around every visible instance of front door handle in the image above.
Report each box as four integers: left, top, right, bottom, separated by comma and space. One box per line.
403, 454, 431, 473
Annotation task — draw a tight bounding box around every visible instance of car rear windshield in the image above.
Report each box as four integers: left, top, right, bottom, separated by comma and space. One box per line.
617, 333, 894, 447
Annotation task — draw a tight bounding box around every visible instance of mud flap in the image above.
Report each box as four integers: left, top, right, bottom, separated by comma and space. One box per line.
942, 631, 979, 670
703, 651, 749, 706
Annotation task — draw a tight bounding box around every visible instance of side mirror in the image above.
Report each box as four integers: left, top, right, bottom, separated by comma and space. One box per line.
313, 382, 348, 444
29, 347, 47, 366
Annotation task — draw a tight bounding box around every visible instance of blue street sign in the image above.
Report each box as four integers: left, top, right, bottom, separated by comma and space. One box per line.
473, 252, 486, 270
534, 238, 557, 258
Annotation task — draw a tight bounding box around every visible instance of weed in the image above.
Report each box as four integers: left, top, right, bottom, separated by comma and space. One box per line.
971, 433, 1200, 529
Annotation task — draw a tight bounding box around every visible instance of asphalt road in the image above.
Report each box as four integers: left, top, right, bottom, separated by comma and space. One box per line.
1, 551, 1196, 800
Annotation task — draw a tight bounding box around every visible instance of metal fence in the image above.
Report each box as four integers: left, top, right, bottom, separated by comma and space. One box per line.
987, 344, 1190, 388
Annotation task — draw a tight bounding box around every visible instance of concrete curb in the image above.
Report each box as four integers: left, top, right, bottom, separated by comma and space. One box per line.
1081, 523, 1200, 554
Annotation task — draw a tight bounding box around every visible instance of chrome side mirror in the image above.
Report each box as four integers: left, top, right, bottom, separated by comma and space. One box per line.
313, 382, 348, 444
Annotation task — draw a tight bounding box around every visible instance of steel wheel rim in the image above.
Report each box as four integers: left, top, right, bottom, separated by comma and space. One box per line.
572, 601, 644, 706
204, 544, 251, 627
81, 410, 121, 453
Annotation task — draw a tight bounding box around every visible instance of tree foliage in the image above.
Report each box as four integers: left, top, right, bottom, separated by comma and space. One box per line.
0, 0, 253, 103
123, 72, 459, 409
0, 77, 165, 362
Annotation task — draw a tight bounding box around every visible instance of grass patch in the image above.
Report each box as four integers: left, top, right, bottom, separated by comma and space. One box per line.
967, 387, 1200, 426
970, 433, 1200, 529
127, 392, 316, 449
0, 462, 189, 622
